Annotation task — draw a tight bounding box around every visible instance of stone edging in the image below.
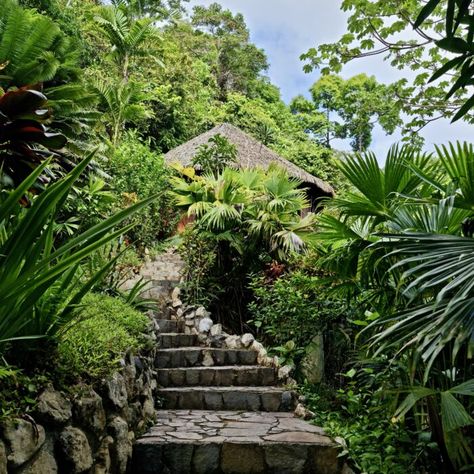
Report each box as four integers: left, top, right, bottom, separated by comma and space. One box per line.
164, 287, 314, 420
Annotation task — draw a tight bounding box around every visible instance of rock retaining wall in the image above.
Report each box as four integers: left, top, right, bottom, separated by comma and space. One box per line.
0, 348, 158, 473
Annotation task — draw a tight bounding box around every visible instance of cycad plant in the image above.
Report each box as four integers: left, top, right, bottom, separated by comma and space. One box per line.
0, 0, 98, 147
315, 143, 474, 471
0, 0, 80, 88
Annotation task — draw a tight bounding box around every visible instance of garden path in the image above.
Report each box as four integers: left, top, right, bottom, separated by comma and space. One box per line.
132, 304, 344, 473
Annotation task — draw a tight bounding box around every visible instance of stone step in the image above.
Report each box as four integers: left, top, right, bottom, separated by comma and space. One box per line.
157, 319, 184, 333
157, 386, 296, 412
155, 347, 258, 368
157, 366, 277, 387
157, 333, 198, 349
132, 410, 342, 474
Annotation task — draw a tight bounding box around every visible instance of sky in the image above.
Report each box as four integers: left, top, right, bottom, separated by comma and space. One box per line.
187, 0, 473, 159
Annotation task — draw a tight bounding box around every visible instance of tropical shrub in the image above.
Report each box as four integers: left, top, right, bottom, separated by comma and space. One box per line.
106, 132, 178, 247
0, 87, 67, 187
0, 154, 158, 353
248, 271, 341, 348
172, 165, 317, 329
58, 293, 149, 379
313, 143, 474, 471
191, 133, 237, 175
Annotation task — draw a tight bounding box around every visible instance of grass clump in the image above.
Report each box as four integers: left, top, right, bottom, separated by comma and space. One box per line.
58, 293, 149, 380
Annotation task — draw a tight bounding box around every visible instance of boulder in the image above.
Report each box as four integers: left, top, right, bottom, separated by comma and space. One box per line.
108, 417, 132, 474
172, 298, 182, 308
17, 441, 57, 474
36, 387, 72, 426
0, 439, 7, 474
195, 306, 209, 318
2, 418, 45, 468
210, 324, 222, 337
93, 436, 113, 474
240, 333, 255, 348
58, 426, 93, 473
251, 340, 264, 352
225, 335, 242, 349
198, 317, 213, 333
171, 286, 181, 302
278, 365, 293, 380
74, 389, 106, 433
106, 373, 128, 409
294, 403, 315, 420
300, 333, 325, 384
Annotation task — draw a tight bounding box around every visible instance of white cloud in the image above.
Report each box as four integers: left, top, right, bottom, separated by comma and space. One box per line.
187, 0, 473, 158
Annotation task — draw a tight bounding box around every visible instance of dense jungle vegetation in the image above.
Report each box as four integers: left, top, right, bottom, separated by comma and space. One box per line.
1, 0, 473, 472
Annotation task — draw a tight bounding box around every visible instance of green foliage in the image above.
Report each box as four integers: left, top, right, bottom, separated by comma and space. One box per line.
191, 134, 237, 175
0, 366, 49, 421
171, 166, 316, 259
0, 155, 157, 349
300, 0, 474, 142
95, 1, 160, 81
314, 142, 474, 471
0, 87, 67, 187
303, 381, 438, 474
106, 132, 178, 247
292, 74, 402, 151
248, 271, 340, 349
57, 293, 149, 379
191, 2, 268, 98
178, 227, 221, 307
93, 80, 153, 146
173, 166, 318, 328
414, 0, 474, 122
0, 0, 81, 88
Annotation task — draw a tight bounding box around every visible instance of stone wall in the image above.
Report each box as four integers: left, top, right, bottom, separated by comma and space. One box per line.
0, 348, 158, 473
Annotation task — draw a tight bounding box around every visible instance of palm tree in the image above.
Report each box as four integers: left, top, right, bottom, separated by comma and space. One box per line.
170, 165, 317, 259
315, 143, 474, 471
95, 2, 160, 82
92, 79, 152, 146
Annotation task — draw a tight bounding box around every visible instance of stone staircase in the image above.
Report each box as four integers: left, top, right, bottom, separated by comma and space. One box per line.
132, 312, 344, 473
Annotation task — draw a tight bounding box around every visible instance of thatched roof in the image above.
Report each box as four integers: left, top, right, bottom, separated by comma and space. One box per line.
164, 123, 334, 196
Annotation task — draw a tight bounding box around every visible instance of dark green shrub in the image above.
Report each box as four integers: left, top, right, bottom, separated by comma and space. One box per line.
58, 293, 149, 379
248, 271, 343, 348
191, 134, 237, 175
106, 132, 178, 247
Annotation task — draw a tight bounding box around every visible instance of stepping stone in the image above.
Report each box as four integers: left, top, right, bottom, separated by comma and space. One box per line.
132, 410, 343, 474
155, 347, 258, 368
157, 386, 295, 412
157, 366, 277, 387
156, 319, 184, 333
157, 334, 198, 348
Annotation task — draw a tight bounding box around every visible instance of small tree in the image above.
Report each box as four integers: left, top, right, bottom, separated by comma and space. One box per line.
191, 134, 237, 175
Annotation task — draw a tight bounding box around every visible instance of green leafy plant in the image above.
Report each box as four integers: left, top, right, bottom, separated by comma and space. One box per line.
0, 153, 158, 348
314, 142, 474, 471
58, 293, 149, 379
271, 340, 303, 368
0, 86, 67, 186
191, 133, 237, 175
105, 132, 178, 247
